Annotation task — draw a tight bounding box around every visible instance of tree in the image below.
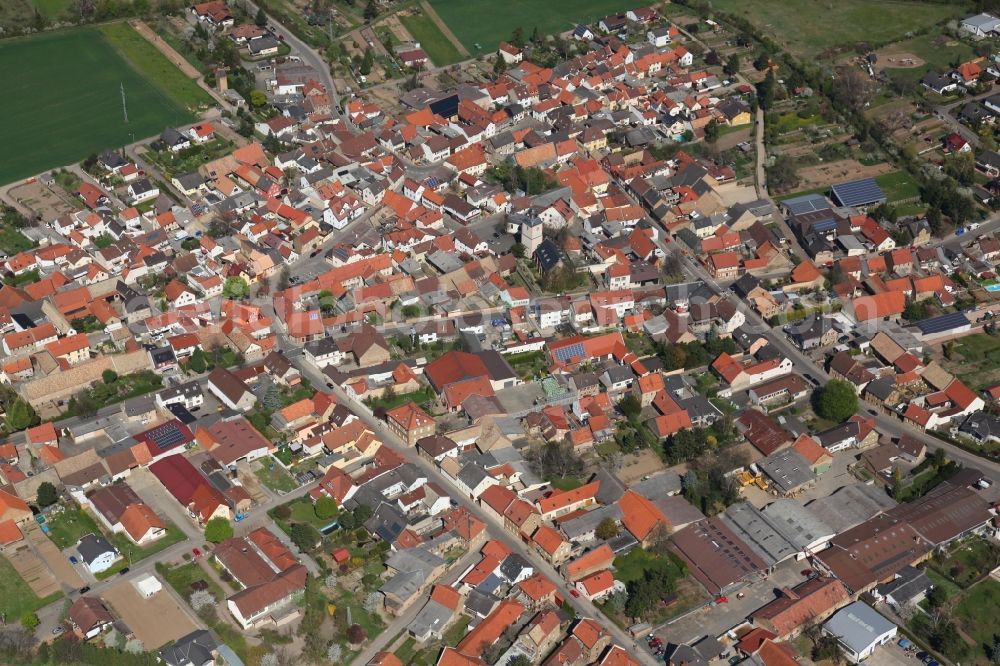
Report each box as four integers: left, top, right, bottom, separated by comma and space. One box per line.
250, 89, 268, 107
19, 613, 38, 631
338, 511, 357, 530
890, 466, 903, 500
223, 276, 250, 299
187, 348, 208, 374
525, 441, 585, 480
360, 47, 374, 76
926, 584, 949, 609
758, 68, 776, 109
363, 0, 377, 21
189, 589, 215, 611
68, 392, 97, 419
255, 6, 267, 26
493, 51, 507, 76
724, 54, 740, 76
595, 517, 620, 540
273, 504, 292, 520
204, 517, 234, 543
354, 504, 373, 524
36, 482, 58, 508
704, 119, 720, 144
510, 242, 525, 258
767, 154, 800, 192
102, 369, 118, 385
509, 657, 532, 666
814, 379, 858, 422
617, 395, 641, 420
291, 522, 320, 552
314, 496, 338, 520
5, 398, 38, 432
511, 26, 525, 48
831, 65, 874, 112
346, 623, 366, 644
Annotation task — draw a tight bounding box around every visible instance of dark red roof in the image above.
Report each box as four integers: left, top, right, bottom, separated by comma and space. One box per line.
149, 454, 202, 504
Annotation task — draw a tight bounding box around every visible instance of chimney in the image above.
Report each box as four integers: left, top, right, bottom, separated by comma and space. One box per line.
781, 587, 799, 600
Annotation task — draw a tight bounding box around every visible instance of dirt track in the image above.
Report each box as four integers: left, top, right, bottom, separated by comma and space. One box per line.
129, 20, 233, 111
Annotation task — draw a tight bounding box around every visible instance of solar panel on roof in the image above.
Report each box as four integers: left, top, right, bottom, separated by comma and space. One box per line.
831, 178, 886, 207
554, 342, 585, 361
915, 311, 970, 335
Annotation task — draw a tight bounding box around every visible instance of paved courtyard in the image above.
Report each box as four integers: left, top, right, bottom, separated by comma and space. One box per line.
658, 558, 806, 645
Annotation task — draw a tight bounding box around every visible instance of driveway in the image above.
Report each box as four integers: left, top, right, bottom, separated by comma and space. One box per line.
128, 467, 202, 541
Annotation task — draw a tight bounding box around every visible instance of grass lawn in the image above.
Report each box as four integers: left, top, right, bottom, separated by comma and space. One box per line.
365, 386, 436, 412
157, 560, 225, 600
708, 0, 963, 61
430, 0, 647, 54
399, 11, 463, 66
0, 226, 36, 256
613, 547, 685, 585
98, 23, 212, 110
269, 497, 335, 536
883, 29, 978, 87
0, 555, 63, 619
45, 508, 104, 550
874, 170, 920, 203
34, 0, 72, 19
548, 476, 583, 491
947, 333, 1000, 390
955, 578, 1000, 654
0, 25, 200, 186
507, 350, 549, 379
254, 459, 299, 494
100, 525, 188, 579
333, 585, 385, 637
930, 537, 1000, 588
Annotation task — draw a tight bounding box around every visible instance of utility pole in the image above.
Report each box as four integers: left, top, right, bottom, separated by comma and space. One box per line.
120, 82, 129, 124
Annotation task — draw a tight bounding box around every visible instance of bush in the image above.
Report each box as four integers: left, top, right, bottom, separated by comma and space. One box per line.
204, 517, 234, 543
36, 482, 58, 508
346, 624, 366, 644
273, 504, 292, 520
813, 379, 858, 422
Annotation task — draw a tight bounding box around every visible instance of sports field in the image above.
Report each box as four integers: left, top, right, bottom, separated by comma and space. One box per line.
0, 24, 210, 186
708, 0, 963, 60
429, 0, 645, 54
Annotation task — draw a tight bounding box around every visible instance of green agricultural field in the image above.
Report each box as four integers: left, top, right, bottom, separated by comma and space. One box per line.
399, 11, 464, 66
0, 25, 208, 186
0, 556, 62, 620
429, 0, 646, 54
708, 0, 964, 60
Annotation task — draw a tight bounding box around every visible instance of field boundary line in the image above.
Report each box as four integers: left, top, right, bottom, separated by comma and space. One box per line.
419, 0, 469, 57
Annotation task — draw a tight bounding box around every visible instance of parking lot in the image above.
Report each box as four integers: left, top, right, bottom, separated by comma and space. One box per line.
102, 578, 200, 649
868, 637, 920, 666
659, 558, 805, 645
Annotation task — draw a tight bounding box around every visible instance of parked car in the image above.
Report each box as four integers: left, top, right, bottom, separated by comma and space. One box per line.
192, 548, 202, 558
119, 567, 130, 576
52, 626, 64, 635
68, 556, 78, 565
569, 589, 580, 598
78, 586, 90, 594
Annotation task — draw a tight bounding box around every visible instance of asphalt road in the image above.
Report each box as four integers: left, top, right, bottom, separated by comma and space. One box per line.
289, 353, 659, 666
